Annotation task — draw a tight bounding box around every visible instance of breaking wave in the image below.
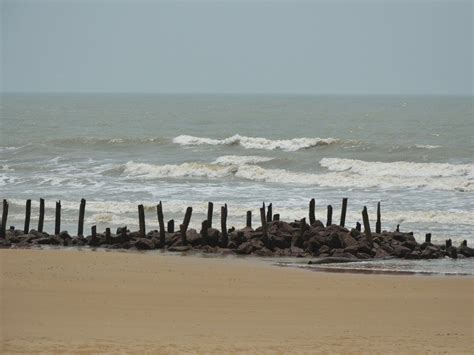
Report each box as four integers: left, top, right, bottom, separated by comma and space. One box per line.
121, 156, 473, 192
320, 158, 474, 179
172, 134, 339, 151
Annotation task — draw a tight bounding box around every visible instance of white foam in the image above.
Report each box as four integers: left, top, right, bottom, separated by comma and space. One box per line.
320, 158, 474, 178
213, 155, 273, 165
173, 134, 339, 151
119, 158, 473, 192
123, 161, 238, 179
414, 144, 442, 149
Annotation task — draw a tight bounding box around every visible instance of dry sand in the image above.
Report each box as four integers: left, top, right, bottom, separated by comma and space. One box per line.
1, 249, 473, 354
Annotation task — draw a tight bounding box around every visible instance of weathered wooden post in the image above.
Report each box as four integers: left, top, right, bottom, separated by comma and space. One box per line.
246, 211, 252, 228
461, 240, 467, 247
309, 198, 316, 226
0, 199, 8, 238
361, 206, 372, 243
78, 198, 86, 237
55, 201, 61, 235
425, 233, 431, 243
201, 219, 208, 245
179, 224, 187, 245
260, 206, 268, 238
326, 205, 332, 227
221, 204, 228, 246
299, 217, 307, 240
167, 219, 174, 233
396, 224, 400, 232
180, 207, 192, 245
376, 202, 381, 234
91, 225, 98, 246
273, 214, 280, 221
445, 239, 452, 249
38, 198, 45, 233
266, 203, 272, 223
105, 227, 111, 244
157, 201, 166, 247
138, 204, 146, 238
207, 202, 213, 229
23, 199, 31, 234
121, 226, 128, 242
340, 198, 348, 227
356, 222, 361, 232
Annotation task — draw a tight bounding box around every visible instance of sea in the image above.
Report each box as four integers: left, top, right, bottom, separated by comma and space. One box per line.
1, 93, 473, 275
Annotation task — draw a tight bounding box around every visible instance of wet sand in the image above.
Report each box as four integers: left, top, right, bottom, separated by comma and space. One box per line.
1, 249, 473, 353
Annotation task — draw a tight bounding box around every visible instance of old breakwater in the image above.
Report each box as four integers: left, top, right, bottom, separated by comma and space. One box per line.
1, 198, 473, 260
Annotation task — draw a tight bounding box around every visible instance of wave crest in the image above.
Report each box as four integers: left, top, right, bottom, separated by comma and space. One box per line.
172, 134, 339, 151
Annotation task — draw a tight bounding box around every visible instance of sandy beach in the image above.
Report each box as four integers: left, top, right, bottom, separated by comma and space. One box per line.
1, 249, 473, 354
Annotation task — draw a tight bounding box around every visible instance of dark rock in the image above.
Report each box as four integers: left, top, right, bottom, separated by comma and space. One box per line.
446, 246, 458, 259
328, 233, 343, 249
405, 250, 420, 259
186, 229, 202, 246
374, 248, 390, 259
402, 240, 418, 251
341, 233, 358, 248
458, 245, 474, 257
135, 238, 155, 250
344, 244, 360, 255
207, 228, 220, 246
393, 245, 411, 258
421, 246, 441, 259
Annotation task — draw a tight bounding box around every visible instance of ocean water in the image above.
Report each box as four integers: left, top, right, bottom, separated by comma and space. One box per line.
1, 94, 473, 273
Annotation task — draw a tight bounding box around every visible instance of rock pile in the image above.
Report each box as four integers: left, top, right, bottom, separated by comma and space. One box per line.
1, 219, 473, 260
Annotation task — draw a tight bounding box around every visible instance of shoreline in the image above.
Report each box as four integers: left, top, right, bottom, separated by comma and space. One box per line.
3, 244, 474, 277
2, 248, 473, 353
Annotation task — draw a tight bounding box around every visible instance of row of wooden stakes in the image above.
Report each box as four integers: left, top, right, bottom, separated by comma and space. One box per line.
0, 198, 383, 243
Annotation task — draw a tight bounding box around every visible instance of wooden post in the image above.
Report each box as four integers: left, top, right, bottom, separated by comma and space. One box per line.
180, 224, 187, 245
361, 206, 372, 243
260, 206, 268, 238
0, 199, 8, 238
425, 233, 431, 243
340, 198, 348, 227
183, 207, 192, 230
326, 205, 332, 227
201, 220, 208, 245
273, 214, 280, 221
180, 207, 192, 245
91, 225, 98, 245
55, 201, 61, 235
461, 240, 467, 247
138, 204, 145, 238
396, 224, 400, 232
299, 217, 307, 239
266, 203, 272, 223
121, 226, 127, 242
23, 199, 31, 234
167, 219, 174, 233
38, 198, 44, 233
356, 222, 361, 232
105, 227, 111, 244
221, 204, 228, 246
309, 198, 316, 226
375, 201, 381, 234
445, 239, 452, 249
246, 211, 252, 228
157, 201, 166, 247
78, 198, 86, 237
207, 202, 213, 229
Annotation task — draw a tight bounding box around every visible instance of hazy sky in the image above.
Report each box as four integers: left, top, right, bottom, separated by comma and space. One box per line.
2, 0, 472, 94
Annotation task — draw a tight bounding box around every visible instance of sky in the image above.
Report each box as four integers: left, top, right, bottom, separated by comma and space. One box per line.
1, 0, 472, 95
